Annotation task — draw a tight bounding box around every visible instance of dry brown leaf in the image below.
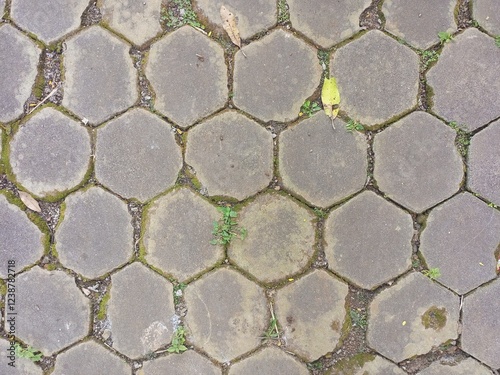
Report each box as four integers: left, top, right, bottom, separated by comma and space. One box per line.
19, 191, 41, 212
220, 5, 241, 48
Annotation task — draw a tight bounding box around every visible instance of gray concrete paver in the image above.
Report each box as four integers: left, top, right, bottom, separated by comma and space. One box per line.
474, 0, 500, 35
229, 347, 309, 375
0, 338, 43, 374
327, 354, 405, 374
0, 0, 4, 13
417, 357, 493, 375
141, 350, 221, 375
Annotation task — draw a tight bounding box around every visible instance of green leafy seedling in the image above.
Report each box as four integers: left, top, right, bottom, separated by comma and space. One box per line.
345, 119, 364, 132
349, 309, 368, 330
299, 100, 321, 117
14, 343, 42, 362
438, 31, 453, 44
495, 36, 500, 48
419, 50, 439, 69
167, 326, 188, 353
423, 267, 441, 280
211, 206, 247, 245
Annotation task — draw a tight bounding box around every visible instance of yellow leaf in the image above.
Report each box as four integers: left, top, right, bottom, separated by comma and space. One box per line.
220, 5, 241, 48
19, 191, 41, 212
321, 77, 340, 129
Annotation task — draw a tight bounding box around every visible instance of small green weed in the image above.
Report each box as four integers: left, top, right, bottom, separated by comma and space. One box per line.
422, 267, 441, 280
419, 50, 439, 69
14, 343, 42, 362
346, 120, 364, 132
488, 202, 498, 209
167, 326, 188, 353
211, 206, 247, 245
162, 0, 204, 30
449, 121, 470, 157
495, 36, 500, 48
307, 360, 323, 370
299, 100, 321, 117
262, 303, 280, 341
313, 208, 328, 219
277, 0, 290, 24
438, 31, 453, 44
349, 309, 368, 330
173, 283, 187, 304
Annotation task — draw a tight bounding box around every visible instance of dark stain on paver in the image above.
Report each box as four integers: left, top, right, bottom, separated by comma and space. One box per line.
421, 306, 447, 331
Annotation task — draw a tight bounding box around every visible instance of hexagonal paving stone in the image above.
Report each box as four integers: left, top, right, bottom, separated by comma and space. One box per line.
0, 194, 44, 278
95, 108, 182, 202
373, 111, 463, 212
196, 0, 276, 39
327, 354, 405, 375
474, 0, 500, 35
63, 26, 137, 125
383, 0, 456, 49
279, 115, 367, 208
11, 0, 88, 43
420, 193, 500, 295
468, 119, 500, 205
288, 0, 371, 48
0, 338, 43, 374
56, 187, 133, 279
146, 26, 227, 128
417, 358, 493, 375
367, 272, 459, 363
275, 270, 348, 361
9, 107, 91, 197
185, 111, 273, 200
324, 191, 413, 290
184, 268, 267, 362
233, 29, 322, 122
15, 267, 90, 354
143, 188, 224, 281
0, 25, 39, 123
228, 193, 315, 284
229, 347, 309, 375
462, 279, 500, 369
52, 341, 130, 375
101, 0, 162, 45
142, 350, 220, 374
107, 262, 175, 358
331, 30, 419, 126
427, 28, 500, 131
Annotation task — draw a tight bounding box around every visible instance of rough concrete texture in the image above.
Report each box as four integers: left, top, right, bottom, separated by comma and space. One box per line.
420, 193, 500, 294
462, 279, 500, 369
427, 28, 500, 131
474, 0, 500, 35
0, 194, 44, 278
107, 262, 175, 358
327, 354, 406, 375
15, 268, 90, 354
228, 193, 315, 284
233, 29, 322, 122
417, 358, 494, 375
56, 187, 133, 279
195, 0, 276, 39
9, 107, 91, 197
325, 191, 413, 290
0, 338, 43, 374
141, 350, 220, 375
279, 115, 367, 208
368, 272, 459, 362
11, 0, 88, 43
468, 119, 500, 205
0, 0, 4, 12
185, 111, 273, 200
383, 0, 456, 49
373, 111, 463, 212
146, 26, 227, 128
331, 30, 419, 126
101, 0, 162, 45
275, 270, 348, 361
63, 26, 137, 124
95, 108, 182, 202
144, 188, 224, 281
184, 268, 267, 362
52, 341, 130, 375
288, 0, 371, 48
0, 25, 39, 123
229, 347, 309, 375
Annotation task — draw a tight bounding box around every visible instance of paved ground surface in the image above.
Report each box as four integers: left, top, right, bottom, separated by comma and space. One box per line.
0, 0, 500, 374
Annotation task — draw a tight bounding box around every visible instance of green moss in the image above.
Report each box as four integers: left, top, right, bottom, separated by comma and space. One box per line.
97, 293, 111, 320
421, 306, 447, 330
326, 353, 376, 375
0, 279, 7, 295
32, 73, 45, 99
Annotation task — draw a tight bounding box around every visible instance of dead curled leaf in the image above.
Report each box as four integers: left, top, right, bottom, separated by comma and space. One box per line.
220, 5, 246, 56
18, 191, 41, 212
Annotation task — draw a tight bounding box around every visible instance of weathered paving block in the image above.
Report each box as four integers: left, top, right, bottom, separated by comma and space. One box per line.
184, 268, 267, 362
146, 26, 227, 128
275, 270, 348, 361
468, 119, 500, 205
108, 262, 175, 358
0, 0, 4, 12
143, 188, 224, 281
141, 350, 220, 374
326, 354, 405, 375
11, 0, 88, 43
101, 0, 162, 45
474, 0, 500, 35
52, 341, 130, 375
420, 193, 500, 294
185, 111, 273, 200
324, 191, 413, 290
63, 26, 137, 125
0, 25, 39, 123
288, 0, 371, 48
427, 28, 500, 131
95, 108, 182, 202
15, 267, 90, 354
228, 193, 315, 284
462, 279, 500, 369
56, 187, 133, 279
373, 111, 463, 212
279, 115, 367, 208
229, 347, 309, 375
233, 29, 322, 122
0, 194, 44, 278
10, 107, 91, 197
417, 357, 493, 375
383, 0, 456, 49
367, 272, 459, 362
331, 30, 419, 126
0, 338, 43, 374
196, 0, 276, 39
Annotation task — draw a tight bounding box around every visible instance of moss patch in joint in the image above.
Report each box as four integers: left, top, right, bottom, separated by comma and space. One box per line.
97, 293, 111, 321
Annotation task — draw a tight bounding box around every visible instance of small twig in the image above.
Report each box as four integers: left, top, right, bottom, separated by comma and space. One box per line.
28, 85, 59, 114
